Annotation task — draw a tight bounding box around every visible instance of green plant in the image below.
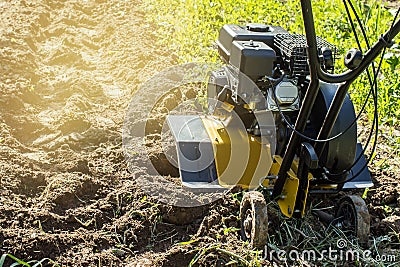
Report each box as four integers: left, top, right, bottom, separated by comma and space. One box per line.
0, 254, 58, 267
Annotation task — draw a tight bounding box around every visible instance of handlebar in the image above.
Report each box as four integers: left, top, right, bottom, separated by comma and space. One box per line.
273, 0, 400, 198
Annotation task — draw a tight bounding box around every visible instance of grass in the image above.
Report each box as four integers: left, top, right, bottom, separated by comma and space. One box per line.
183, 196, 400, 266
0, 254, 58, 267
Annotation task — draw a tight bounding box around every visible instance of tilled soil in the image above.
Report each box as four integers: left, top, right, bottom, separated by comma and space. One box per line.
1, 0, 399, 266
0, 0, 179, 265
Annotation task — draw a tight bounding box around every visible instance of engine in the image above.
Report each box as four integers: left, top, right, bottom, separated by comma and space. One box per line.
208, 23, 357, 181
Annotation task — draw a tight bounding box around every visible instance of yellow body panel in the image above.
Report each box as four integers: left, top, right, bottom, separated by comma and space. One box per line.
201, 116, 272, 189
202, 116, 316, 218
269, 156, 299, 218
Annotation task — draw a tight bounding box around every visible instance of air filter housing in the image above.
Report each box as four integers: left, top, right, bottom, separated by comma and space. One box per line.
229, 40, 276, 80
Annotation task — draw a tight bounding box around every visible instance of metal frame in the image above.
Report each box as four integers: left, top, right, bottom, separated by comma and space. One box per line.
273, 0, 400, 198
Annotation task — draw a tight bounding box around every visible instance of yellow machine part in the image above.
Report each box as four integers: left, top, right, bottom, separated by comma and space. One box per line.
268, 156, 299, 218
266, 156, 314, 218
201, 116, 272, 189
201, 116, 315, 218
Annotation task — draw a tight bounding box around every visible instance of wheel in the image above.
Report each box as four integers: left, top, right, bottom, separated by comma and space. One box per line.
240, 191, 268, 249
335, 195, 370, 244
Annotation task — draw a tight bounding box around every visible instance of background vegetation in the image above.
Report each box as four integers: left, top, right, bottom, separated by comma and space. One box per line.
143, 0, 400, 128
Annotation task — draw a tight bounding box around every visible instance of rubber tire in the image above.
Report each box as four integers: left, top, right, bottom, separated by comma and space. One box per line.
335, 195, 370, 245
240, 191, 268, 249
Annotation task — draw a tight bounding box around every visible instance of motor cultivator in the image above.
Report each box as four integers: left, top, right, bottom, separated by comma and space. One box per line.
165, 1, 400, 248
